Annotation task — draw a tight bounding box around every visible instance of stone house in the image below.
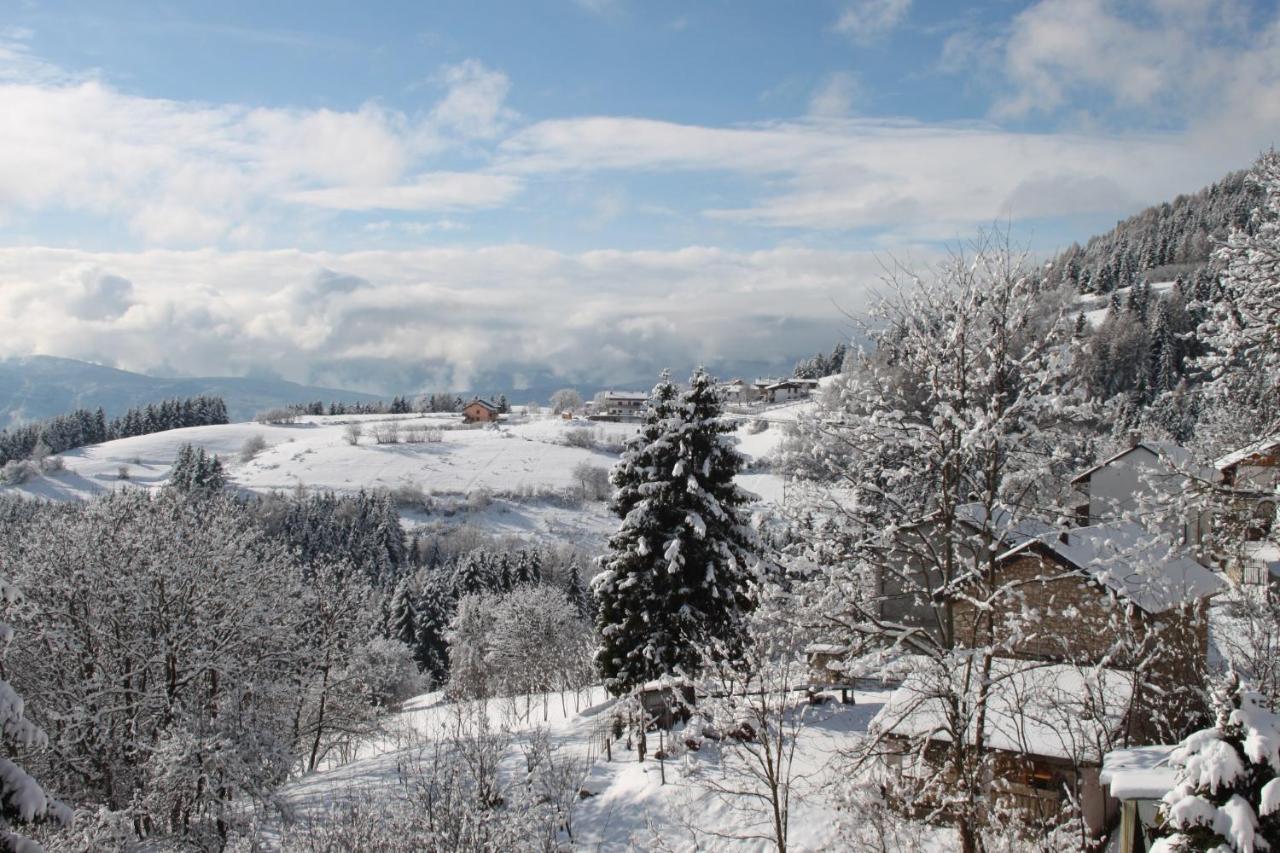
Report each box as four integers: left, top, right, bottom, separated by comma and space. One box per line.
948, 519, 1222, 737
461, 398, 500, 423
873, 658, 1136, 839
867, 503, 1221, 845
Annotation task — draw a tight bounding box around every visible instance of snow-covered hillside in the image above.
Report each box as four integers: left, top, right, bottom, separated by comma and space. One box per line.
2, 403, 807, 545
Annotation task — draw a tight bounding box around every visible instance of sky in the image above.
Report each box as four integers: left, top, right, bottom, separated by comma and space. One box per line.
0, 0, 1277, 395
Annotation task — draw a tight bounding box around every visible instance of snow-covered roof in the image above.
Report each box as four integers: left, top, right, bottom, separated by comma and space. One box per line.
465, 398, 499, 412
603, 391, 648, 401
1070, 440, 1211, 485
1100, 745, 1178, 800
997, 520, 1224, 613
804, 643, 851, 656
764, 379, 816, 390
1214, 434, 1280, 472
955, 502, 1059, 547
870, 657, 1133, 761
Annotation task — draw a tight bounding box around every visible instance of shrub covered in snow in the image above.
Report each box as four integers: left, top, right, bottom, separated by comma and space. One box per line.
254, 407, 297, 425
1151, 676, 1280, 852
372, 421, 401, 445
1, 460, 38, 485
239, 433, 268, 462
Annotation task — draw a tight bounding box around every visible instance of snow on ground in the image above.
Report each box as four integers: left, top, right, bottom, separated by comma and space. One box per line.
271, 685, 934, 852
571, 690, 892, 852
2, 399, 816, 546
1077, 280, 1177, 329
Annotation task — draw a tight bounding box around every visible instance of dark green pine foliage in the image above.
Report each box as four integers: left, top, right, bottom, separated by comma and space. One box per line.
168, 443, 226, 493
593, 368, 758, 695
1152, 676, 1280, 851
566, 561, 588, 619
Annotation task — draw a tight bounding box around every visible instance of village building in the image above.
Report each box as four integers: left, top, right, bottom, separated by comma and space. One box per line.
1069, 436, 1214, 552
872, 658, 1135, 838
863, 501, 1222, 845
716, 378, 758, 405
594, 391, 648, 421
461, 398, 500, 423
1212, 435, 1280, 585
759, 377, 817, 404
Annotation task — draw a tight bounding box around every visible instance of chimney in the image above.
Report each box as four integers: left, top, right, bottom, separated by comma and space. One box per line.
1058, 531, 1070, 546
1128, 430, 1141, 449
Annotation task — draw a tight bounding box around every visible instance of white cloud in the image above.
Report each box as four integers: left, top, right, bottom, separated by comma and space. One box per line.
808, 72, 860, 118
283, 172, 520, 212
500, 115, 1232, 231
834, 0, 912, 44
992, 0, 1276, 123
0, 58, 520, 245
0, 245, 889, 391
428, 60, 516, 140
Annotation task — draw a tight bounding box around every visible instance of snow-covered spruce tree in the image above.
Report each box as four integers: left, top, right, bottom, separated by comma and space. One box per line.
0, 577, 70, 852
784, 236, 1094, 853
167, 443, 226, 493
593, 368, 759, 695
1194, 150, 1280, 449
1151, 675, 1280, 852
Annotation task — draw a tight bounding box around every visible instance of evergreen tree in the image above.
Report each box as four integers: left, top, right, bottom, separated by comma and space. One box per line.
593, 368, 759, 695
1196, 151, 1280, 444
566, 561, 588, 619
1152, 675, 1280, 852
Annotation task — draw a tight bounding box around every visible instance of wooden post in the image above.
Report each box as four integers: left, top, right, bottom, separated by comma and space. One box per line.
659, 729, 666, 785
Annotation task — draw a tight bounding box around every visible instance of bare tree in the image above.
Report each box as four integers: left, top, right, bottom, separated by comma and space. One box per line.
550, 388, 583, 415
784, 235, 1095, 852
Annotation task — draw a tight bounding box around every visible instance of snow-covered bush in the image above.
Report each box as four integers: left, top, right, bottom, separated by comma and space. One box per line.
390, 482, 427, 510
254, 407, 297, 425
745, 417, 769, 435
116, 465, 129, 480
1, 459, 38, 484
239, 433, 268, 462
571, 461, 611, 501
563, 428, 594, 449
38, 454, 63, 474
343, 421, 363, 446
402, 422, 444, 443
372, 421, 401, 445
349, 636, 425, 709
1151, 677, 1280, 852
465, 487, 493, 512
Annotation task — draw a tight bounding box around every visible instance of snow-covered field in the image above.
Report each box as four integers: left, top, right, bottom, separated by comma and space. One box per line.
1, 404, 806, 545
271, 685, 912, 852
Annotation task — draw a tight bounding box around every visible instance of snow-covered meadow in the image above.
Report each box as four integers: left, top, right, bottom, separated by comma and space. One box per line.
0, 405, 802, 547
266, 683, 937, 852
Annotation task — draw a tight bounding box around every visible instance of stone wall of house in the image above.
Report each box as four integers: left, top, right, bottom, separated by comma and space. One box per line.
950, 552, 1210, 738
951, 554, 1123, 662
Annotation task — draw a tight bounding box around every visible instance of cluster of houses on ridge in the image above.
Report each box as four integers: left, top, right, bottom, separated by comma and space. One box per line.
808, 432, 1280, 850
459, 376, 820, 425
587, 378, 819, 421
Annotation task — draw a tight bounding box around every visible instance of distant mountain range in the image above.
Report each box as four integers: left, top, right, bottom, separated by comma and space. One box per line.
0, 356, 384, 427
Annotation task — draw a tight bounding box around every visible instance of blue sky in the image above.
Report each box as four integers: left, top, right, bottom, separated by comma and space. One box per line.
0, 0, 1277, 393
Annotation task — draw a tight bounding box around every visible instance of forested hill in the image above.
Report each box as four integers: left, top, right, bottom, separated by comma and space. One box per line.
1040, 167, 1262, 295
